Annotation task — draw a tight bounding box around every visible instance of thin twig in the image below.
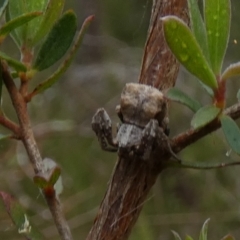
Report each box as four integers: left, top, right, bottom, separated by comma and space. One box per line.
1, 61, 73, 240
1, 61, 43, 172
171, 102, 240, 153
45, 193, 72, 240
0, 115, 20, 136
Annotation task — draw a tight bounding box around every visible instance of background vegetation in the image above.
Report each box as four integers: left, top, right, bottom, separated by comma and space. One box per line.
1, 0, 240, 239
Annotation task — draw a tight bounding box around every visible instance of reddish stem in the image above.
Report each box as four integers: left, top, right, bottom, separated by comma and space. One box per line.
214, 76, 226, 109
0, 115, 20, 137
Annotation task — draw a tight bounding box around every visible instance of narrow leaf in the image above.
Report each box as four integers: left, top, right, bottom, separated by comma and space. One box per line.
43, 158, 63, 195
191, 105, 220, 129
171, 230, 182, 240
0, 191, 42, 239
0, 191, 28, 230
0, 0, 8, 18
199, 80, 214, 96
0, 11, 42, 37
221, 115, 240, 155
5, 4, 20, 47
0, 51, 27, 72
34, 10, 77, 71
204, 0, 231, 74
31, 15, 94, 95
167, 87, 201, 112
0, 132, 12, 139
34, 158, 61, 190
7, 0, 48, 47
162, 16, 217, 89
32, 0, 65, 45
33, 174, 49, 189
188, 0, 209, 61
199, 218, 210, 240
49, 166, 61, 186
222, 62, 240, 80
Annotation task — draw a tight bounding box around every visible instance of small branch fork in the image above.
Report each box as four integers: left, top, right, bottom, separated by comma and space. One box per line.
1, 61, 72, 240
172, 102, 240, 153
86, 0, 240, 239
87, 101, 240, 240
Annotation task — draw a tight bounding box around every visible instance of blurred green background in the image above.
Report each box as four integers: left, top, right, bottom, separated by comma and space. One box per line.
1, 0, 240, 239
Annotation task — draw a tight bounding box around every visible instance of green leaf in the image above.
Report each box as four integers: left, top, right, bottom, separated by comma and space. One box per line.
162, 16, 217, 89
43, 158, 63, 195
0, 191, 42, 239
199, 218, 210, 240
49, 166, 61, 186
204, 0, 231, 74
0, 0, 8, 19
32, 0, 64, 45
34, 160, 61, 190
0, 11, 42, 37
221, 115, 240, 155
31, 15, 94, 95
188, 0, 209, 61
11, 72, 19, 79
167, 87, 201, 112
7, 0, 48, 47
0, 133, 11, 140
171, 230, 182, 240
34, 10, 77, 71
199, 80, 214, 96
191, 105, 221, 129
222, 62, 240, 80
33, 174, 49, 189
0, 51, 27, 72
5, 4, 20, 47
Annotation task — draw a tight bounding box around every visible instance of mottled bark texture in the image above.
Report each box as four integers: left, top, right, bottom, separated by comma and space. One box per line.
139, 0, 189, 92
86, 1, 189, 240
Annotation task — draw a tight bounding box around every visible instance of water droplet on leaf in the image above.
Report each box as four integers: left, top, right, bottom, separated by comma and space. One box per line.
181, 42, 187, 48
170, 21, 177, 29
221, 10, 227, 16
180, 54, 189, 62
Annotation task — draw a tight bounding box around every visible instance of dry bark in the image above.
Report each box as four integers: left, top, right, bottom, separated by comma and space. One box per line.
86, 1, 189, 240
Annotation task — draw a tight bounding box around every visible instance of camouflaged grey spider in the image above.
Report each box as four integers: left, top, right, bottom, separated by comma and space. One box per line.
91, 83, 177, 160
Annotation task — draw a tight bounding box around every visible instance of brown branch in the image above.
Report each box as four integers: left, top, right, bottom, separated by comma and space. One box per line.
1, 61, 44, 173
86, 1, 190, 239
86, 99, 240, 240
86, 105, 240, 240
86, 148, 169, 240
171, 102, 240, 153
0, 115, 20, 137
84, 0, 240, 238
1, 61, 73, 240
139, 0, 189, 91
45, 193, 72, 240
